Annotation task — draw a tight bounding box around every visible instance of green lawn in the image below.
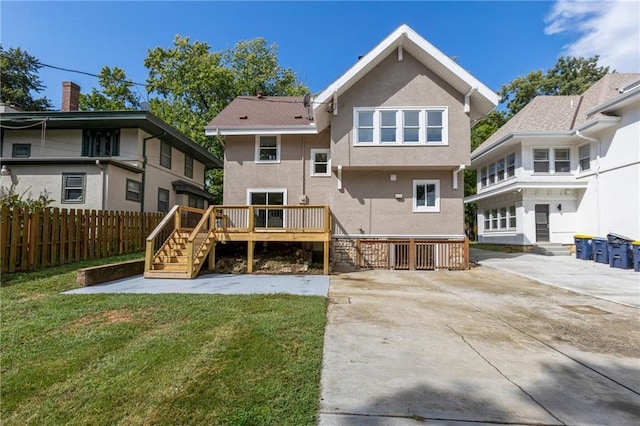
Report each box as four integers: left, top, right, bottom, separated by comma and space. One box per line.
1, 255, 327, 425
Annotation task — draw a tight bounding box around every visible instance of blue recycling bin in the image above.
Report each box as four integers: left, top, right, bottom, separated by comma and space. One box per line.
592, 237, 609, 264
607, 233, 633, 270
633, 242, 640, 272
574, 234, 593, 260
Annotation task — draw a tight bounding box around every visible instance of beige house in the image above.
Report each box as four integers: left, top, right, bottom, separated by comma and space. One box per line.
0, 83, 221, 213
206, 25, 498, 269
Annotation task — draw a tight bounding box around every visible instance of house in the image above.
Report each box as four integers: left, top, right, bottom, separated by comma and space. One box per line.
205, 24, 499, 270
465, 73, 640, 247
0, 82, 221, 213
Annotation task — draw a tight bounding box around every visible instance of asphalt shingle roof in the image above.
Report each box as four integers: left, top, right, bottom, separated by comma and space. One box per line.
206, 96, 313, 129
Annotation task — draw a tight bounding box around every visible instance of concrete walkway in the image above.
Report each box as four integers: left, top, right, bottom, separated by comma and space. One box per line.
319, 269, 640, 425
471, 248, 640, 308
64, 274, 329, 296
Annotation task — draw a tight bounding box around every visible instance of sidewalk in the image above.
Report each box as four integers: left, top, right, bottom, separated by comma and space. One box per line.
471, 248, 640, 308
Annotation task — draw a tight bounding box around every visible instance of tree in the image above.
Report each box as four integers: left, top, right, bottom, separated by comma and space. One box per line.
0, 46, 52, 110
499, 56, 610, 117
79, 66, 141, 110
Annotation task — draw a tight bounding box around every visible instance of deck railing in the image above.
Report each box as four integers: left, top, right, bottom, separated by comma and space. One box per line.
214, 205, 330, 234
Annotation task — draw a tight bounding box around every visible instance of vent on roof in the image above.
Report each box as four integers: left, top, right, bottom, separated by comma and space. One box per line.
239, 115, 248, 119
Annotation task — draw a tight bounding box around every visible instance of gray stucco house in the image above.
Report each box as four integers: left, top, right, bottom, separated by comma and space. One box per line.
206, 24, 499, 269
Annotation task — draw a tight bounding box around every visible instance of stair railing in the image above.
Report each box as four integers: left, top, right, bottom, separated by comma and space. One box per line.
145, 205, 181, 272
187, 205, 216, 276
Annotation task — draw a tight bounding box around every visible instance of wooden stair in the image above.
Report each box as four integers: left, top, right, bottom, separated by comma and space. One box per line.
145, 228, 216, 279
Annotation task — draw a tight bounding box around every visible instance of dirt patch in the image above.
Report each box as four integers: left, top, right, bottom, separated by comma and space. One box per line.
215, 242, 324, 275
71, 310, 136, 329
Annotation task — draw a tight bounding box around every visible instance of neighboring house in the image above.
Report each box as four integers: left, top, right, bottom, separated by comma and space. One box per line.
0, 82, 221, 213
206, 24, 498, 269
465, 73, 640, 246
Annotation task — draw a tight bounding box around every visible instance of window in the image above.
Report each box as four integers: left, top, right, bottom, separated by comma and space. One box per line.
255, 135, 280, 163
506, 153, 516, 177
188, 195, 205, 209
157, 188, 170, 212
579, 144, 590, 171
12, 144, 31, 158
126, 179, 141, 202
484, 206, 517, 231
184, 154, 193, 178
354, 107, 448, 145
497, 159, 505, 181
62, 173, 85, 203
403, 111, 420, 143
356, 111, 374, 143
310, 149, 331, 177
488, 163, 496, 184
533, 149, 549, 172
160, 141, 172, 169
82, 129, 120, 157
413, 179, 440, 213
249, 190, 285, 228
554, 148, 570, 173
480, 167, 487, 187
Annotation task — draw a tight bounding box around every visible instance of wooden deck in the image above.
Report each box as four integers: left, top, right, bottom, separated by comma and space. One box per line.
145, 205, 331, 278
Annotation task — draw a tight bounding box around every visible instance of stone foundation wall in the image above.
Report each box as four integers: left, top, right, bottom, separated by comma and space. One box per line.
332, 238, 358, 271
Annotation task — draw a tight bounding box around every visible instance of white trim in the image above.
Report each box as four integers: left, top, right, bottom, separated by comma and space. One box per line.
413, 179, 440, 213
353, 107, 448, 146
332, 234, 466, 240
310, 148, 331, 177
255, 135, 281, 164
206, 126, 318, 136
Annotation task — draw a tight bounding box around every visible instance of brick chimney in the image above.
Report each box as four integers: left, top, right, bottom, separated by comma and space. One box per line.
61, 81, 80, 111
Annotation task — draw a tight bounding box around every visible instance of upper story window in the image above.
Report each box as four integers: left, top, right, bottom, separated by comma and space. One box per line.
578, 144, 591, 171
160, 141, 172, 169
354, 107, 448, 145
310, 149, 331, 177
12, 144, 31, 158
533, 149, 549, 172
184, 154, 193, 178
554, 148, 570, 173
255, 135, 280, 163
413, 179, 440, 213
480, 152, 516, 188
82, 129, 120, 157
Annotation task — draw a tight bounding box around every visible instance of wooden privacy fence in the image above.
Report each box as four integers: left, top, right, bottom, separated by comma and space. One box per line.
0, 206, 163, 273
357, 238, 469, 270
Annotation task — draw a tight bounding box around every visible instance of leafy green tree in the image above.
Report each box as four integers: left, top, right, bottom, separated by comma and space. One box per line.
79, 66, 141, 110
0, 46, 52, 110
223, 38, 307, 96
499, 56, 610, 117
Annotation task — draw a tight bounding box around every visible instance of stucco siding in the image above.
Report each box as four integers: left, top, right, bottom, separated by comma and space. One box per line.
330, 169, 463, 236
104, 165, 143, 212
331, 52, 470, 168
3, 129, 83, 158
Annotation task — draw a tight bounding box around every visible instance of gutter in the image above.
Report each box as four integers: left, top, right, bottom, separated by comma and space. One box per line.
142, 131, 166, 212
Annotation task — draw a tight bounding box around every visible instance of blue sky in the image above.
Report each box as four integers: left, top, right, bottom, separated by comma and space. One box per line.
2, 1, 639, 109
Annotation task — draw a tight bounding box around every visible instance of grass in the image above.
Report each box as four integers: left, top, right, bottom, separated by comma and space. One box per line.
470, 242, 528, 253
1, 254, 327, 425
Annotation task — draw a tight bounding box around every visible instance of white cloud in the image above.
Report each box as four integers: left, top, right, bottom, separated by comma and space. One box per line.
545, 0, 640, 72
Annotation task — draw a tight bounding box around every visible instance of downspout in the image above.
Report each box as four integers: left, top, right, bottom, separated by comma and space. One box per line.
453, 164, 465, 189
95, 160, 106, 210
142, 131, 166, 212
575, 130, 601, 235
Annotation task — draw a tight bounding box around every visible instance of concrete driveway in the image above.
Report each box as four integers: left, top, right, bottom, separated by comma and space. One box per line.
319, 268, 640, 425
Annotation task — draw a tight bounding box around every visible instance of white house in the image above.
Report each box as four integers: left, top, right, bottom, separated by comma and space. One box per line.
466, 73, 640, 246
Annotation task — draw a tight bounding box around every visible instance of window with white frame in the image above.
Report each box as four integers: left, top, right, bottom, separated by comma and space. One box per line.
354, 107, 448, 145
480, 166, 488, 187
255, 135, 280, 163
62, 173, 85, 203
413, 179, 440, 213
479, 152, 517, 189
579, 144, 591, 171
483, 206, 517, 231
506, 153, 515, 177
488, 163, 496, 185
554, 148, 570, 173
497, 159, 505, 181
310, 149, 331, 177
533, 148, 549, 172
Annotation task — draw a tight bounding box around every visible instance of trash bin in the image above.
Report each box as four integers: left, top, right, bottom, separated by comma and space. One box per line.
607, 233, 634, 270
574, 234, 593, 260
632, 241, 640, 272
592, 237, 609, 264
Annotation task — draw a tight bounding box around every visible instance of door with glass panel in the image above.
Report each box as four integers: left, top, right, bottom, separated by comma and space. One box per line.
250, 192, 284, 228
535, 204, 549, 242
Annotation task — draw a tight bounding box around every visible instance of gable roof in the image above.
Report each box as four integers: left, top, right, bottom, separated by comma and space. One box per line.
472, 73, 640, 161
0, 110, 222, 168
312, 24, 500, 132
205, 96, 316, 136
